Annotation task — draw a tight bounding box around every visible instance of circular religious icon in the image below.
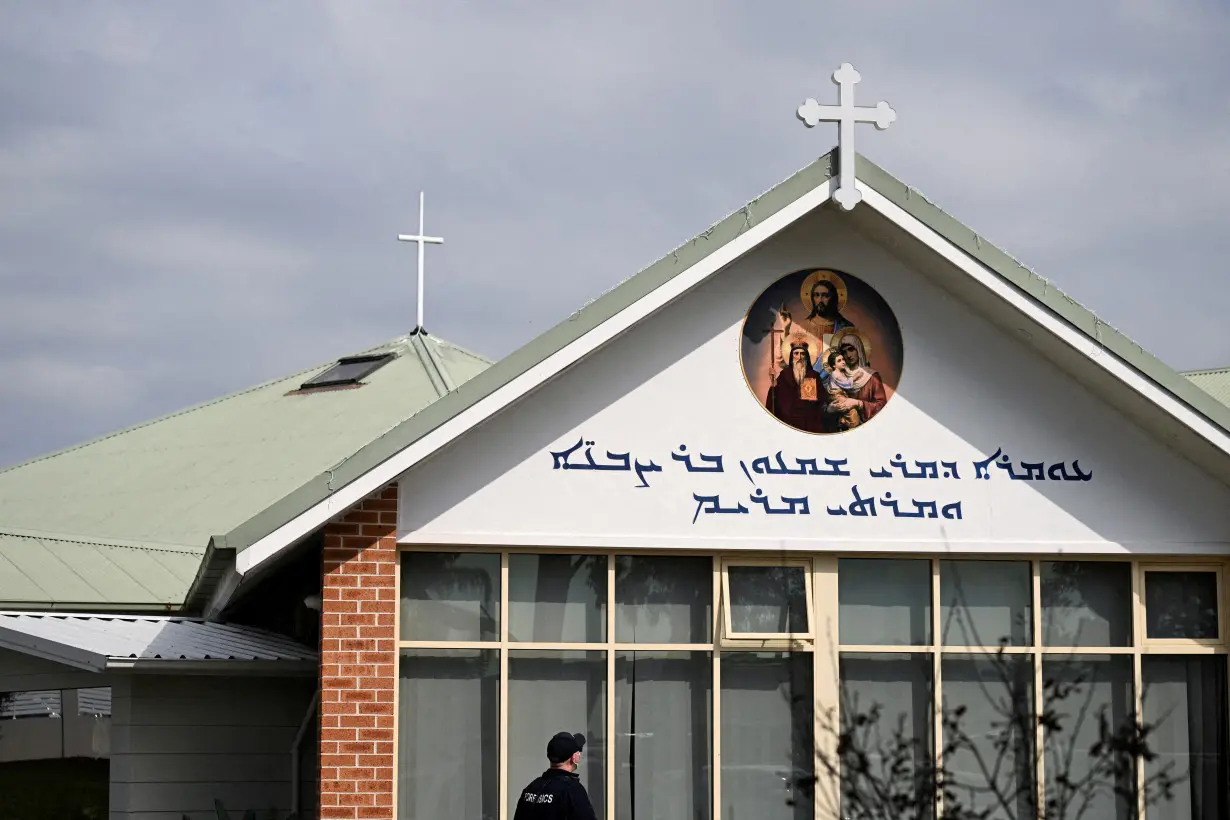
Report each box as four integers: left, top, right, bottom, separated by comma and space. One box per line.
739, 268, 904, 435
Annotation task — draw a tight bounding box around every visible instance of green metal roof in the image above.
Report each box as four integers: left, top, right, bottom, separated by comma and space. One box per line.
0, 531, 202, 609
0, 332, 489, 609
1185, 368, 1230, 407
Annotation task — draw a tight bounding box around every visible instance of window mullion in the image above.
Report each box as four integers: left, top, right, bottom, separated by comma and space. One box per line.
499, 551, 510, 820
1032, 559, 1045, 819
1131, 561, 1146, 820
814, 556, 839, 820
712, 554, 722, 820
932, 557, 944, 820
606, 552, 615, 820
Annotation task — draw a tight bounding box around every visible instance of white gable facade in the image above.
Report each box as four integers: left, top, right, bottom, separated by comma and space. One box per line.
385, 180, 1230, 820
398, 205, 1230, 555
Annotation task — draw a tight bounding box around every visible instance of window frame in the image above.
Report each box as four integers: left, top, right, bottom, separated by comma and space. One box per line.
394, 547, 1230, 820
1138, 563, 1226, 649
719, 557, 816, 644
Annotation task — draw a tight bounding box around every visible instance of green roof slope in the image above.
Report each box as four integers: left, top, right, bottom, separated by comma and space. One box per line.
0, 332, 489, 608
1185, 368, 1230, 407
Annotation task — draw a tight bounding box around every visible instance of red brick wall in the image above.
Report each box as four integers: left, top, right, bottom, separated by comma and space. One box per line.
320, 484, 398, 819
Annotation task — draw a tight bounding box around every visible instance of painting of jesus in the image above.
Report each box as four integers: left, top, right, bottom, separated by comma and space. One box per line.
740, 267, 903, 435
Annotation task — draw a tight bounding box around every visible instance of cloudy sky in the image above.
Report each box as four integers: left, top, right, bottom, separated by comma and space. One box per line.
2, 1, 1228, 467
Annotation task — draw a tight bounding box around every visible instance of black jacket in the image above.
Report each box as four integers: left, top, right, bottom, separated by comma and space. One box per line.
512, 768, 598, 820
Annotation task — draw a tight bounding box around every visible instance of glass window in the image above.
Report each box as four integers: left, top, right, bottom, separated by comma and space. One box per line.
839, 653, 933, 818
1141, 656, 1229, 819
720, 653, 814, 820
941, 655, 1035, 820
615, 555, 712, 643
398, 650, 499, 820
940, 560, 1032, 647
1042, 656, 1134, 820
399, 552, 500, 641
1144, 571, 1220, 640
1040, 561, 1132, 647
726, 565, 810, 636
839, 558, 931, 645
508, 651, 607, 820
615, 651, 712, 820
509, 554, 607, 642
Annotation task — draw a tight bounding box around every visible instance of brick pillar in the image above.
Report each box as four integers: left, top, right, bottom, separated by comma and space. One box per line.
320, 484, 398, 819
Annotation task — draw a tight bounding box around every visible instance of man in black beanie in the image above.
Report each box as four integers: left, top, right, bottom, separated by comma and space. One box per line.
512, 731, 597, 820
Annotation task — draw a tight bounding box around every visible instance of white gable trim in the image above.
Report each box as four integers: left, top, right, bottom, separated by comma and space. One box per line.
235, 178, 837, 574
236, 173, 1230, 576
857, 181, 1230, 458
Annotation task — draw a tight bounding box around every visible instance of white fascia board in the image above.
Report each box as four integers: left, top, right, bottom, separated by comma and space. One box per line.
235, 179, 836, 575
856, 180, 1230, 459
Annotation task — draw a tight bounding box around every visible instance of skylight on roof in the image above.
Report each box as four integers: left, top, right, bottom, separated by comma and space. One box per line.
300, 353, 394, 390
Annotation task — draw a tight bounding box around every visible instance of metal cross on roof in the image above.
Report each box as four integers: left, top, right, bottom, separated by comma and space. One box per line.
397, 191, 444, 334
796, 63, 897, 211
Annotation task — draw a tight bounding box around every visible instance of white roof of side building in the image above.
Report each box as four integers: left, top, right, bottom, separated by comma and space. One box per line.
0, 612, 317, 673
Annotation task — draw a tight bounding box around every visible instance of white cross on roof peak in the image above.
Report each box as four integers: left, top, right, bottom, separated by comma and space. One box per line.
397, 191, 445, 334
796, 63, 897, 211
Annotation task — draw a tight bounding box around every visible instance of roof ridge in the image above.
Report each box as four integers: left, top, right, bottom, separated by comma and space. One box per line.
427, 334, 493, 365
1183, 366, 1230, 376
410, 333, 453, 396
0, 527, 202, 556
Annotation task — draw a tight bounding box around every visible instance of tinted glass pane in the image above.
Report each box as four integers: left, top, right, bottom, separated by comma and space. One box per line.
720, 653, 814, 820
508, 651, 606, 820
509, 554, 607, 642
398, 650, 499, 820
1145, 571, 1219, 640
839, 653, 934, 818
615, 555, 712, 643
400, 552, 500, 641
728, 566, 808, 634
1042, 656, 1134, 820
1142, 656, 1229, 820
1041, 562, 1132, 647
941, 561, 1032, 647
309, 359, 371, 384
839, 558, 931, 645
942, 655, 1035, 820
615, 651, 712, 820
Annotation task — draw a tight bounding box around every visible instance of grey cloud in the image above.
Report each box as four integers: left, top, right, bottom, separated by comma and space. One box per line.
1, 0, 1228, 466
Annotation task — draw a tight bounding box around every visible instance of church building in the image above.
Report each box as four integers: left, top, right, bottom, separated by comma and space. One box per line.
1, 98, 1229, 819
